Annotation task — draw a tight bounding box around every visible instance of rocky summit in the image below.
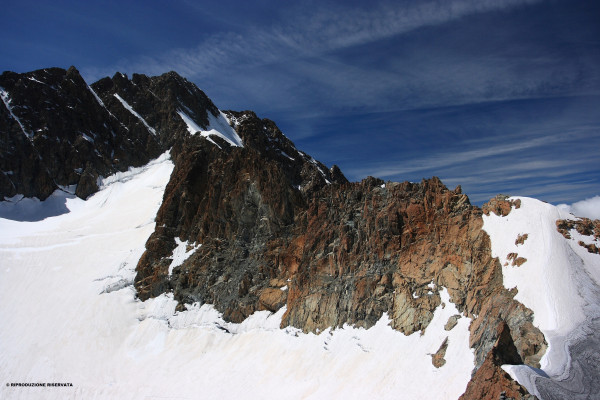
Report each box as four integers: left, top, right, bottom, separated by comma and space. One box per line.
0, 67, 217, 200
2, 66, 563, 399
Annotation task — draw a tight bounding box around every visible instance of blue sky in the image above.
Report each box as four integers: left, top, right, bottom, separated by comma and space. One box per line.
2, 0, 599, 205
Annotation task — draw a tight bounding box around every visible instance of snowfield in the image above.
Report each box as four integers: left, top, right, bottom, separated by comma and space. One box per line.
2, 151, 598, 399
0, 153, 474, 400
483, 197, 600, 399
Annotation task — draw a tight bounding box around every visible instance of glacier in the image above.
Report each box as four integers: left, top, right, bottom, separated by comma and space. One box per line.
1, 153, 598, 399
0, 153, 474, 400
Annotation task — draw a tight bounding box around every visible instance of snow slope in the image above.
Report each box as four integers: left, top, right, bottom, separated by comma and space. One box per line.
483, 197, 600, 399
178, 109, 243, 147
0, 153, 475, 400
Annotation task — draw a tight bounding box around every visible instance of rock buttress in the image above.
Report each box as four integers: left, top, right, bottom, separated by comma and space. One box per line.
135, 113, 546, 377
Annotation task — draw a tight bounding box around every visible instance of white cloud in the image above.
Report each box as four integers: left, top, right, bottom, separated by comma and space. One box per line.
345, 129, 589, 179
274, 0, 543, 54
557, 196, 600, 220
80, 0, 596, 124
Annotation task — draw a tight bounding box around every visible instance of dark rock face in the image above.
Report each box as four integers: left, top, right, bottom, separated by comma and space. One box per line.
135, 111, 346, 323
90, 70, 219, 155
0, 67, 221, 201
0, 67, 156, 199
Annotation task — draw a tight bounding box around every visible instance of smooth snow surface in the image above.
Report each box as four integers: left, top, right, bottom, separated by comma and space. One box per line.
0, 153, 475, 399
483, 197, 600, 399
178, 109, 243, 147
113, 94, 157, 135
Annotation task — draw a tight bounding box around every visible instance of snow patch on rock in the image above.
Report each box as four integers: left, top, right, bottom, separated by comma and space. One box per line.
0, 87, 33, 140
178, 110, 243, 148
168, 238, 201, 276
114, 94, 156, 135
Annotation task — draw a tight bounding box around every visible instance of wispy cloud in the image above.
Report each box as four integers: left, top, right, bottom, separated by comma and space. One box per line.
340, 119, 599, 205
345, 128, 590, 179
442, 158, 598, 186
468, 181, 598, 205
81, 0, 549, 110
74, 0, 599, 207
442, 160, 599, 204
272, 0, 544, 55
79, 0, 600, 129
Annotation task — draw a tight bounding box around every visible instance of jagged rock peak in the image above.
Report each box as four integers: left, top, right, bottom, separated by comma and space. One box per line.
222, 109, 347, 191
2, 66, 345, 202
2, 66, 556, 398
0, 66, 250, 201
1, 66, 163, 200
91, 69, 221, 147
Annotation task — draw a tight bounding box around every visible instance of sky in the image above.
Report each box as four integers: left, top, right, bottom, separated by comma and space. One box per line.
1, 0, 599, 205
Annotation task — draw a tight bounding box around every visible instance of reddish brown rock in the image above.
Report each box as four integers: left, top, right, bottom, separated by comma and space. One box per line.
460, 323, 536, 400
556, 220, 573, 239
556, 218, 600, 253
578, 241, 599, 254
134, 112, 546, 384
258, 288, 288, 312
432, 337, 449, 368
515, 233, 529, 246
507, 253, 527, 267
483, 195, 521, 217
445, 314, 461, 331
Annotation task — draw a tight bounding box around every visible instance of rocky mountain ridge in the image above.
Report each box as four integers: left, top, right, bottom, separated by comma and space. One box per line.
1, 66, 558, 399
0, 67, 222, 200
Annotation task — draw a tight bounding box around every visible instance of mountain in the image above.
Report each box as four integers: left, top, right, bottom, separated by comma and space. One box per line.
1, 67, 599, 399
1, 67, 156, 200
0, 66, 232, 201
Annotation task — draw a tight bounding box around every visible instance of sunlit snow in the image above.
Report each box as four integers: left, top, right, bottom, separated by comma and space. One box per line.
168, 238, 201, 276
483, 197, 600, 398
178, 109, 243, 147
0, 152, 477, 399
